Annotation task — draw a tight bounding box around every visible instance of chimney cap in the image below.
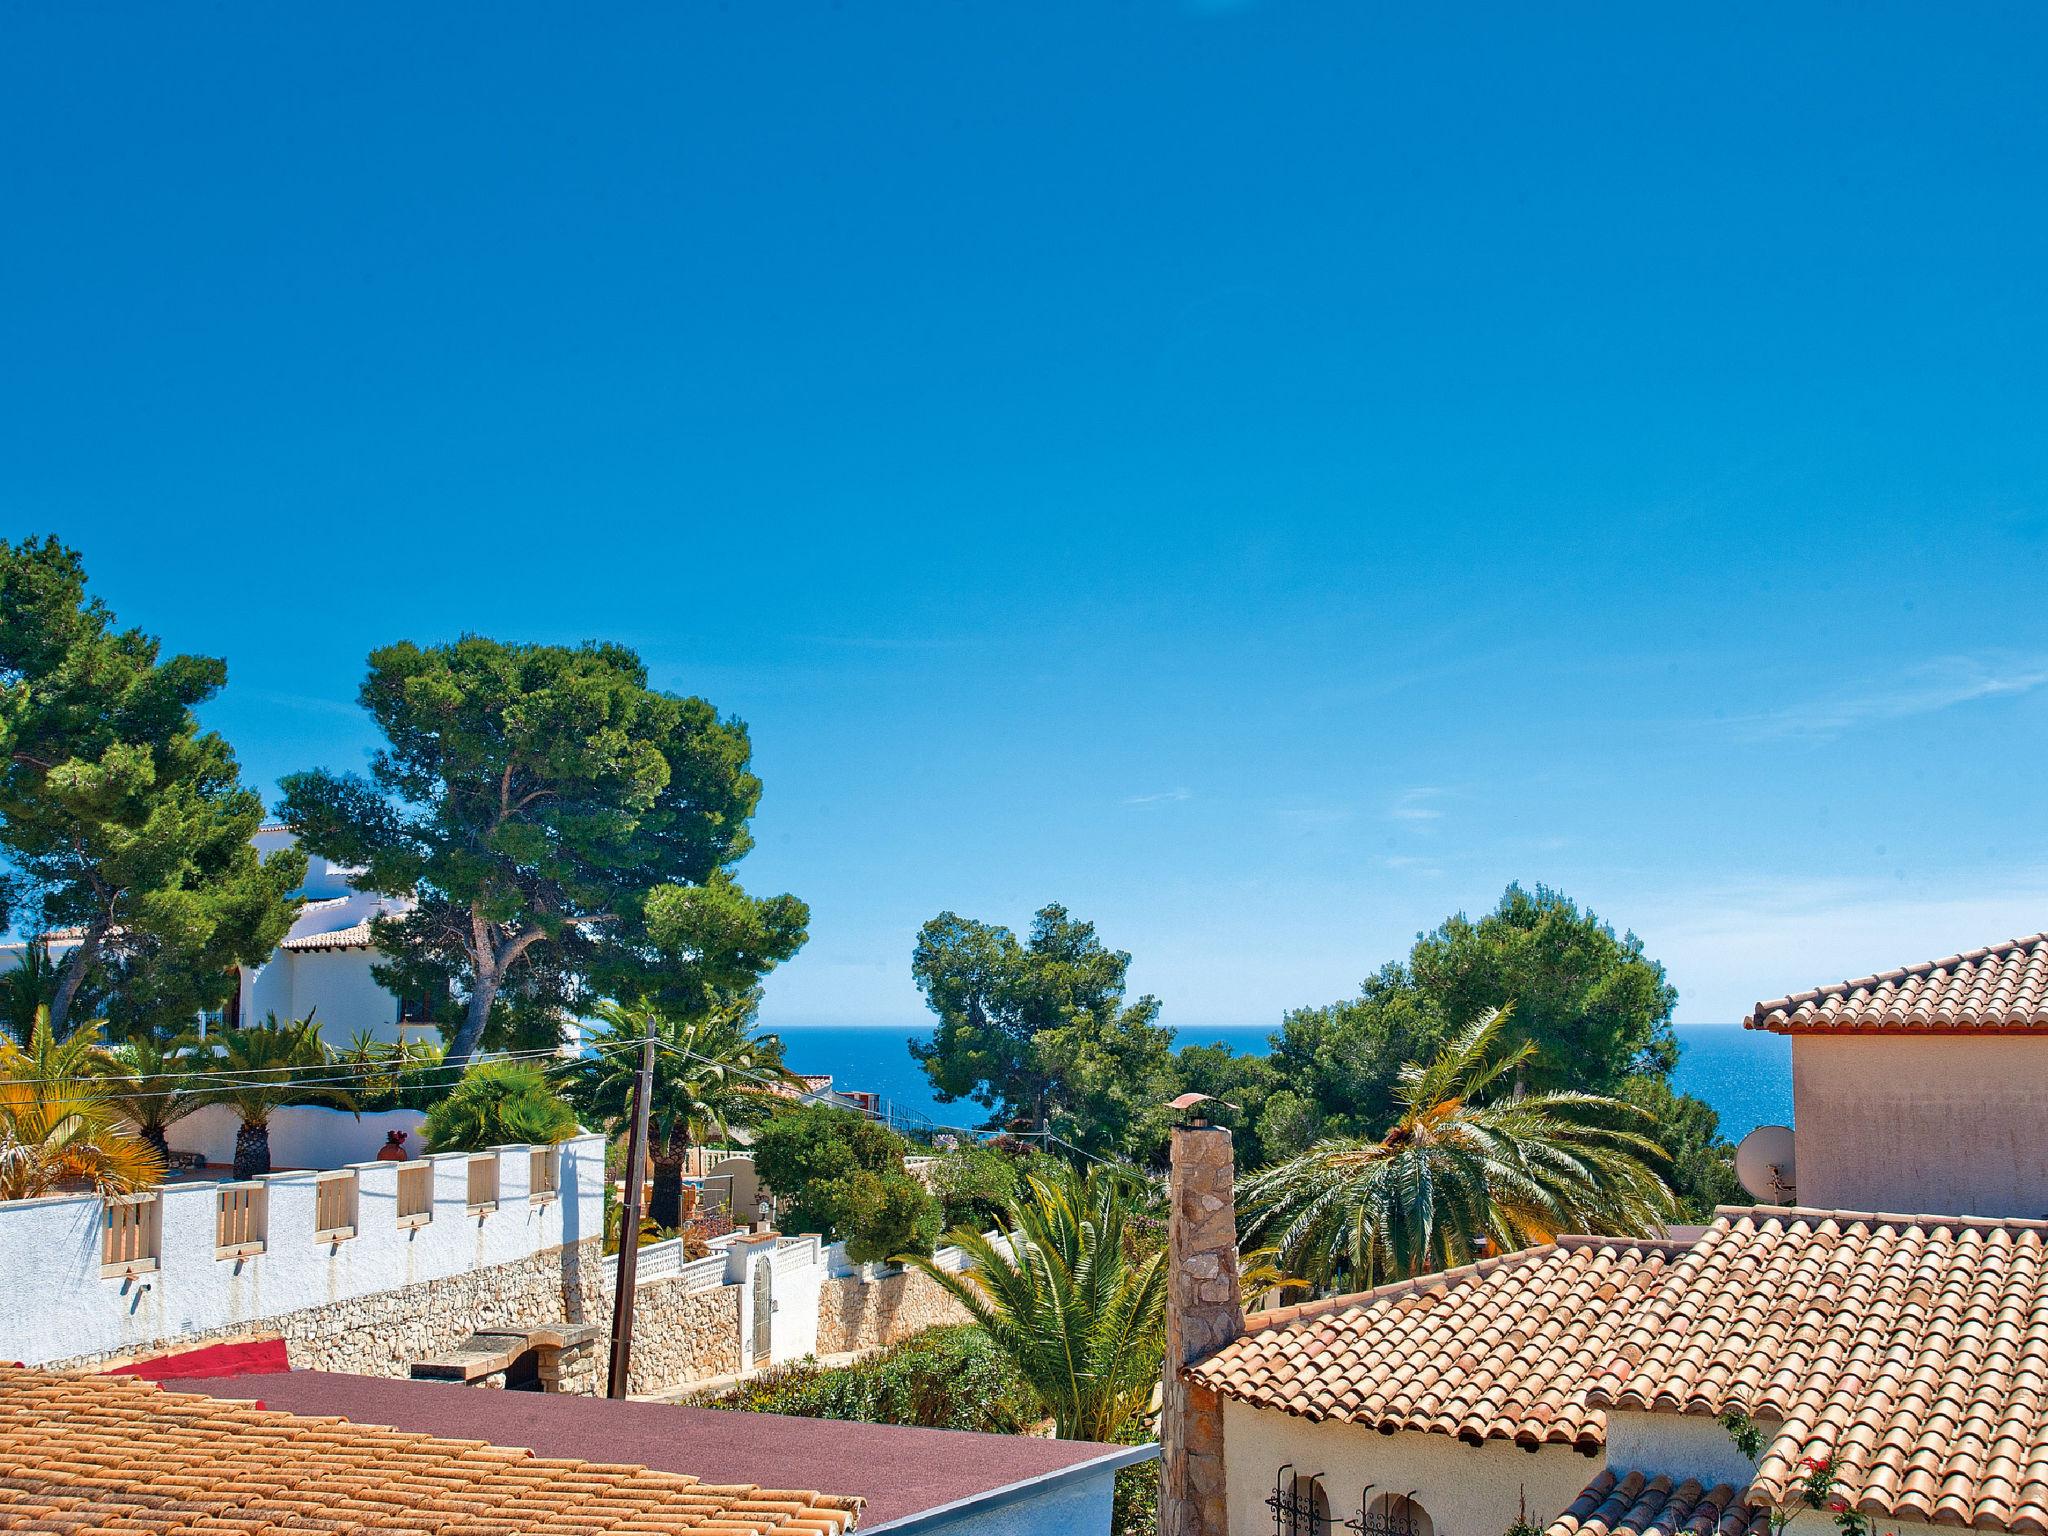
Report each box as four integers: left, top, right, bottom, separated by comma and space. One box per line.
1166, 1091, 1239, 1125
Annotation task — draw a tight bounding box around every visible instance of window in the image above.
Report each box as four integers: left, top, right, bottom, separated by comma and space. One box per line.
1266, 1467, 1331, 1536
314, 1171, 358, 1240
1357, 1493, 1433, 1536
215, 1183, 268, 1258
396, 1162, 434, 1227
530, 1146, 560, 1202
100, 1193, 161, 1277
467, 1153, 500, 1212
398, 982, 449, 1024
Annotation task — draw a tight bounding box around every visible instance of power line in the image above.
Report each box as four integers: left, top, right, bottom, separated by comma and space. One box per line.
0, 1039, 644, 1098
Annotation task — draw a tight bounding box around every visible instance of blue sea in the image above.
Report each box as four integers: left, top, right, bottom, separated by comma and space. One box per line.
777, 1021, 1793, 1141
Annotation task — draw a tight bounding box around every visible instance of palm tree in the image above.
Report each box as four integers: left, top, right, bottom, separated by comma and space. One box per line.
1237, 1007, 1675, 1293
203, 1014, 355, 1178
101, 1032, 209, 1163
0, 1007, 164, 1201
575, 997, 801, 1230
1, 941, 60, 1047
906, 1163, 1167, 1443
423, 1061, 580, 1153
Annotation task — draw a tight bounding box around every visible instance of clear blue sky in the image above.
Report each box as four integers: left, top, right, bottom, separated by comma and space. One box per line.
6, 4, 2046, 1028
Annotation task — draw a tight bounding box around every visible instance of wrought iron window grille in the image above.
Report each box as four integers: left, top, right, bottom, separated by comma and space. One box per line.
1346, 1487, 1421, 1536
1267, 1465, 1333, 1536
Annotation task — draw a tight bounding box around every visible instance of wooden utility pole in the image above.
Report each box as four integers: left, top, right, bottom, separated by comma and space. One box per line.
606, 1022, 657, 1398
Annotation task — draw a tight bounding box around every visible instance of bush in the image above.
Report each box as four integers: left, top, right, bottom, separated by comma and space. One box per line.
753, 1103, 943, 1259
688, 1326, 1033, 1433
422, 1062, 578, 1153
925, 1144, 1018, 1233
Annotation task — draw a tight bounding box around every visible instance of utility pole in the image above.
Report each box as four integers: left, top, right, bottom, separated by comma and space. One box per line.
606, 1020, 656, 1399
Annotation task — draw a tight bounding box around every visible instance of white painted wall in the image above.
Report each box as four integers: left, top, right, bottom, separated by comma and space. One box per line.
861, 1460, 1140, 1535
1793, 1035, 2048, 1218
1220, 1398, 1600, 1536
241, 945, 410, 1045
769, 1235, 822, 1364
1603, 1410, 1771, 1491
0, 1132, 604, 1367
172, 1104, 428, 1170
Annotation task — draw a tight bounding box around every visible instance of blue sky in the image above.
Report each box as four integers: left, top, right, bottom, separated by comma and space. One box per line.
5, 4, 2046, 1028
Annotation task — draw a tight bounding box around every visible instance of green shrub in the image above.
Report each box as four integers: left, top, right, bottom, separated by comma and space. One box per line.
926, 1144, 1019, 1233
753, 1103, 942, 1259
422, 1061, 578, 1152
689, 1326, 1034, 1434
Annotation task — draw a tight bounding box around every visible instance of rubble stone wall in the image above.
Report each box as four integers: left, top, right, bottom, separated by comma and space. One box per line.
815, 1266, 974, 1356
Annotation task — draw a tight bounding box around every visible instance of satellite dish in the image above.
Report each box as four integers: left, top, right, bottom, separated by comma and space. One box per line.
1735, 1125, 1798, 1204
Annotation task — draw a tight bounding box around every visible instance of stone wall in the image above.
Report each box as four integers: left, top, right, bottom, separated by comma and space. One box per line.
617, 1276, 743, 1394
815, 1266, 973, 1355
46, 1237, 609, 1381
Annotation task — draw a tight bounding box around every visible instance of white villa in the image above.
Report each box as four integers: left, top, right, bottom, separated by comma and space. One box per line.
1, 827, 431, 1046
234, 825, 431, 1043
1160, 931, 2048, 1536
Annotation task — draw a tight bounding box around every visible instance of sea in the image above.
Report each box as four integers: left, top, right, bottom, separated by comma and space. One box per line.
776, 1021, 1794, 1142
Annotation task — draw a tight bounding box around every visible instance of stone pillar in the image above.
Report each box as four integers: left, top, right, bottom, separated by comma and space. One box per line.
1161, 1123, 1244, 1536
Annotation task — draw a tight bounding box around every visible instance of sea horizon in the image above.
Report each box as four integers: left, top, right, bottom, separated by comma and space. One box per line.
771, 1018, 1794, 1144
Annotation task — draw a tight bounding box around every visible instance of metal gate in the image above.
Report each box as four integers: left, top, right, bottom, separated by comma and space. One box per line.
752, 1254, 774, 1368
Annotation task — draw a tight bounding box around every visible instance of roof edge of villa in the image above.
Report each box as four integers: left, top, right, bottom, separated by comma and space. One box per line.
1233, 1231, 1695, 1339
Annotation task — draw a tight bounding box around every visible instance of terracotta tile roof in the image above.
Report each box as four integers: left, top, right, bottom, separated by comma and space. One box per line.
1186, 1236, 1690, 1447
0, 1368, 862, 1534
1548, 1470, 1765, 1536
1586, 1207, 2048, 1533
1746, 933, 2048, 1034
280, 918, 376, 952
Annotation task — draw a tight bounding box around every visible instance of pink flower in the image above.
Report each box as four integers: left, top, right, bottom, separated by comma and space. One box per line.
1828, 1499, 1848, 1513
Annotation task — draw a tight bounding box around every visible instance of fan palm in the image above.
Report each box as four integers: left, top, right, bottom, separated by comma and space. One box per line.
101, 1032, 209, 1162
575, 997, 802, 1229
1237, 1006, 1675, 1293
0, 1007, 164, 1201
906, 1163, 1167, 1443
203, 1014, 355, 1178
423, 1061, 580, 1152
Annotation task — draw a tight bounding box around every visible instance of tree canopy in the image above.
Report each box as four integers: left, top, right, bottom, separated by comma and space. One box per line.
1237, 1008, 1676, 1292
910, 903, 1171, 1153
1156, 882, 1739, 1218
278, 636, 808, 1063
0, 536, 304, 1039
1265, 883, 1681, 1140
751, 1102, 942, 1263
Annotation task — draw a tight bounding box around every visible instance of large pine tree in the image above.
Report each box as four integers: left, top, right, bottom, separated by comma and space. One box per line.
0, 536, 304, 1038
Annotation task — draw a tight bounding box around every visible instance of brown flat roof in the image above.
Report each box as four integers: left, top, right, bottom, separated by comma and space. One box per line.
178, 1370, 1135, 1527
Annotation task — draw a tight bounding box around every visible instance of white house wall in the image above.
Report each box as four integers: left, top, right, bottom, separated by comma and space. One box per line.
244, 947, 408, 1043
1220, 1398, 1599, 1536
861, 1465, 1129, 1535
173, 1104, 430, 1171
1793, 1035, 2048, 1218
1602, 1410, 1771, 1492
0, 1133, 604, 1367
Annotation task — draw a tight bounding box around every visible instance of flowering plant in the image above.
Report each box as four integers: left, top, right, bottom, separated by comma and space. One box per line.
1798, 1455, 1877, 1536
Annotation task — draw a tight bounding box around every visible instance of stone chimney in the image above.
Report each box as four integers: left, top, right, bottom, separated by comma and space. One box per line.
1160, 1119, 1245, 1536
